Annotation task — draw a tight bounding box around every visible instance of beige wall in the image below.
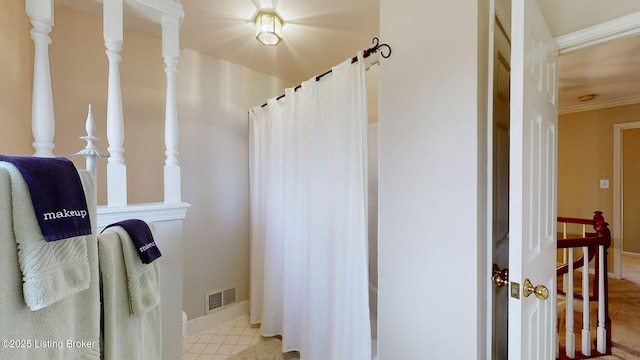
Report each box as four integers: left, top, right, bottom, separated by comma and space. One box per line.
5, 7, 291, 320
0, 1, 32, 156
50, 7, 165, 205
178, 48, 292, 318
558, 104, 640, 258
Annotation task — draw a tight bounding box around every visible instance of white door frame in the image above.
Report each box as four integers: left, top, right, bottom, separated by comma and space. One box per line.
613, 121, 640, 279
486, 3, 509, 359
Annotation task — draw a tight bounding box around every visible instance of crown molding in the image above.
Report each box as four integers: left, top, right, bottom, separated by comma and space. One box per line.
559, 95, 640, 115
556, 11, 640, 55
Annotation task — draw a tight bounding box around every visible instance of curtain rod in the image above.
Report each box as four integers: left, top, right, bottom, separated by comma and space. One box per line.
259, 37, 392, 108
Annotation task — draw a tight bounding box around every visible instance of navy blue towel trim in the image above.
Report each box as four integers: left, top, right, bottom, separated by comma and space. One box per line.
0, 155, 91, 242
102, 219, 162, 264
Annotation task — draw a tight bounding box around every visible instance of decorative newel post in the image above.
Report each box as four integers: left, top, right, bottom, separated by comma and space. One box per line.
162, 15, 182, 203
104, 0, 127, 206
26, 0, 55, 157
72, 104, 106, 175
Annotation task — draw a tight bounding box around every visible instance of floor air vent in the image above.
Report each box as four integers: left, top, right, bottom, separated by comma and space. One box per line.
223, 287, 236, 305
207, 291, 222, 313
205, 286, 237, 314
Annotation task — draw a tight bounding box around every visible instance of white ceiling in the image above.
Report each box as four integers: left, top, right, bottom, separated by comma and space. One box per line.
178, 0, 379, 85
58, 0, 640, 114
558, 33, 640, 113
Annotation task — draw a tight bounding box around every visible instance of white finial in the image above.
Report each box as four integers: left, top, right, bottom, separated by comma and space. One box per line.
72, 104, 107, 175
86, 104, 95, 136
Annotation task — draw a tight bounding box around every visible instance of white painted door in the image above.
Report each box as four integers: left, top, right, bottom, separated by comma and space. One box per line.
508, 0, 558, 359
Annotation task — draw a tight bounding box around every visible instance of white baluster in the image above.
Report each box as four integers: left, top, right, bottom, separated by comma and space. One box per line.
72, 104, 106, 175
582, 246, 591, 356
105, 40, 124, 165
562, 223, 568, 295
104, 0, 127, 206
597, 244, 606, 353
26, 0, 55, 157
162, 15, 181, 203
566, 247, 575, 358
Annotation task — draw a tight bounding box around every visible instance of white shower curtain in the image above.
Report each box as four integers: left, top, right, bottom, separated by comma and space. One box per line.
249, 52, 371, 360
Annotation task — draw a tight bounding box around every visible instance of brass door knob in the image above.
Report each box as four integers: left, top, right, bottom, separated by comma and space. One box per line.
492, 264, 509, 287
523, 278, 549, 300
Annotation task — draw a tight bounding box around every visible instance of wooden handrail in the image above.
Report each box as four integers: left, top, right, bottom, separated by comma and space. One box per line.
557, 212, 610, 282
557, 210, 603, 226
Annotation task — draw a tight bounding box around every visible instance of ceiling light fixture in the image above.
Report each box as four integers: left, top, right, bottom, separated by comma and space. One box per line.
254, 11, 283, 46
578, 94, 597, 102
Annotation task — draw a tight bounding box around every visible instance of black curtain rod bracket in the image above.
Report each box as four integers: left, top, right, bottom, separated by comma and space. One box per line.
360, 37, 392, 60
259, 37, 392, 107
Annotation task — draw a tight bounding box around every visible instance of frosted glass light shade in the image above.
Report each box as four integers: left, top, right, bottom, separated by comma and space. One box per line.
255, 12, 283, 46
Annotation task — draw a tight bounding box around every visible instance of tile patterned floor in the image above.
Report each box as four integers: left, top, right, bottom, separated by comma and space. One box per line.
182, 315, 261, 360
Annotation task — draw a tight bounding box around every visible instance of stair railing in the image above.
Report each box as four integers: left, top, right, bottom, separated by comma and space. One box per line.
556, 211, 611, 359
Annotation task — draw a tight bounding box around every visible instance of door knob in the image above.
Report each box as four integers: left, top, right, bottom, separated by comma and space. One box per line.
523, 278, 549, 300
492, 264, 509, 287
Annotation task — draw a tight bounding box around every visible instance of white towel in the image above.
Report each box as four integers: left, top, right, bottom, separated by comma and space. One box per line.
98, 229, 162, 360
0, 161, 90, 311
0, 168, 100, 360
102, 224, 161, 315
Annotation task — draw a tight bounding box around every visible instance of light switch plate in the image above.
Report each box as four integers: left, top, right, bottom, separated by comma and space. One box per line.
600, 179, 609, 189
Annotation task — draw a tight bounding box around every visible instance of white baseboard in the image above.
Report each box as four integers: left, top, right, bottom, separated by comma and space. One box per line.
622, 251, 640, 258
185, 300, 249, 338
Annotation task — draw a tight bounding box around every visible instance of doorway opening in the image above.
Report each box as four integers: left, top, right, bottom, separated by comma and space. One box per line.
614, 122, 640, 282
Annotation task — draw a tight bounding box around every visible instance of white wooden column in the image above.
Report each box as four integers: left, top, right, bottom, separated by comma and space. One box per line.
104, 0, 127, 206
161, 15, 181, 203
25, 0, 55, 157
